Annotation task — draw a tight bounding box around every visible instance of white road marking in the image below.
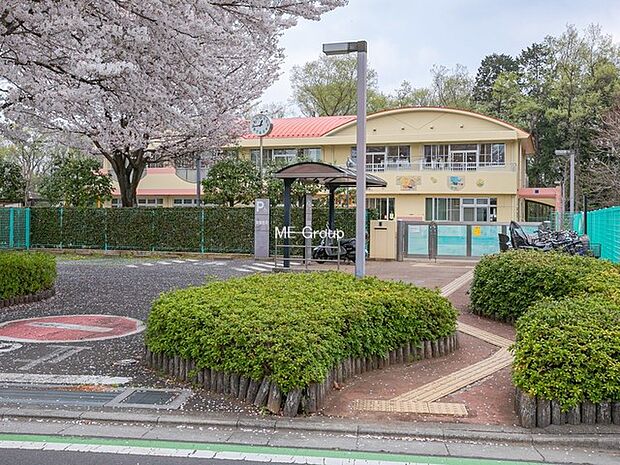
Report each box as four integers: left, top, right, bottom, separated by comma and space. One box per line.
17, 345, 91, 371
27, 322, 113, 333
0, 373, 131, 385
244, 265, 269, 272
0, 342, 22, 354
185, 258, 199, 262
253, 262, 276, 269
125, 264, 139, 268
142, 262, 154, 266
156, 261, 172, 265
171, 260, 185, 263
0, 440, 423, 465
232, 267, 253, 273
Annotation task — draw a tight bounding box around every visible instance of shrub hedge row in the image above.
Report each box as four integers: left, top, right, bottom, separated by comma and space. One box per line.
470, 250, 620, 409
513, 295, 620, 409
0, 251, 56, 300
470, 250, 618, 321
146, 271, 457, 392
30, 207, 372, 253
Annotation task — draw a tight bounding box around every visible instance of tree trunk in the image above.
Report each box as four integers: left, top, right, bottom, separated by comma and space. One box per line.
108, 150, 146, 207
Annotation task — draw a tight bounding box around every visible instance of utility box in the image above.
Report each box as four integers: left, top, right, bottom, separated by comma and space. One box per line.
369, 220, 397, 260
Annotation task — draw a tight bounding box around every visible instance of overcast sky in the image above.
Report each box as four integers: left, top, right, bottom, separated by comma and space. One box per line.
260, 0, 620, 112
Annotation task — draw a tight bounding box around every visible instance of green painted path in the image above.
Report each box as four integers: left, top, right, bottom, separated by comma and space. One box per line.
0, 433, 551, 465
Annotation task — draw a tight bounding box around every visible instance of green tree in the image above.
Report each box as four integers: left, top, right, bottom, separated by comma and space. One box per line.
39, 153, 112, 207
387, 81, 435, 107
473, 53, 519, 110
263, 160, 323, 207
202, 158, 262, 207
291, 55, 388, 116
431, 64, 474, 109
0, 158, 25, 203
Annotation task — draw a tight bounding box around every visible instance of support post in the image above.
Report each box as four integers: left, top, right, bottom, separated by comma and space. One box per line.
355, 43, 367, 278
283, 179, 293, 269
569, 150, 575, 215
195, 155, 201, 206
304, 194, 313, 264
328, 186, 336, 231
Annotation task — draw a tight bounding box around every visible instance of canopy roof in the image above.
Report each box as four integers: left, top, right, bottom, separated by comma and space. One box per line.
275, 162, 387, 189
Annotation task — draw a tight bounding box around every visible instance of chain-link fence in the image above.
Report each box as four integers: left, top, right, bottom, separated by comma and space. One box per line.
0, 208, 30, 249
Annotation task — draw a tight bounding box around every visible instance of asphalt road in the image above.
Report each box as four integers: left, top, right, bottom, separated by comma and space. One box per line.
0, 449, 246, 465
0, 256, 298, 413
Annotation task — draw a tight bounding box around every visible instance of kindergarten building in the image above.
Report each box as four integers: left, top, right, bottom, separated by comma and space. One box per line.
105, 107, 560, 222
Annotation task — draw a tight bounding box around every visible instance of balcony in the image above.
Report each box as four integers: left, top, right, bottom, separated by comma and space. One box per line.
362, 161, 516, 172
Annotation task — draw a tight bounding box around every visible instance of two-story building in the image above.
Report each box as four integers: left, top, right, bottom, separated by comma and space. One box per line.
106, 107, 558, 222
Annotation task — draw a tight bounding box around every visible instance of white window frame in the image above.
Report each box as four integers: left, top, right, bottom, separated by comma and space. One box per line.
422, 144, 505, 170
426, 197, 497, 222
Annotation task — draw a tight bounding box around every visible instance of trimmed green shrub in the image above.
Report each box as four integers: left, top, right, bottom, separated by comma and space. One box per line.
0, 251, 57, 300
513, 295, 620, 409
30, 206, 371, 253
146, 271, 457, 392
470, 250, 618, 321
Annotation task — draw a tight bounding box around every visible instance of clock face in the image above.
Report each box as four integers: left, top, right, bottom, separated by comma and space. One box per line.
250, 114, 273, 137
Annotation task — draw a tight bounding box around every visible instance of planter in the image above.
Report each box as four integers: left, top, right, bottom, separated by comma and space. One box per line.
145, 331, 458, 417
515, 387, 620, 427
0, 287, 55, 309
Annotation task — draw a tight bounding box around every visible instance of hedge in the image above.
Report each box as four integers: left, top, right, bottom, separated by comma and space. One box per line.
30, 206, 372, 254
469, 250, 618, 321
145, 271, 457, 392
513, 295, 620, 409
0, 251, 56, 300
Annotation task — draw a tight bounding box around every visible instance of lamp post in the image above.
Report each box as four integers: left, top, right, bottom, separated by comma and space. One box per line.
323, 40, 367, 278
195, 155, 202, 206
555, 149, 575, 215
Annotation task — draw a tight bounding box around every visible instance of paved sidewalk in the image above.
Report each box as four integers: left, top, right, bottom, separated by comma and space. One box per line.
0, 415, 618, 464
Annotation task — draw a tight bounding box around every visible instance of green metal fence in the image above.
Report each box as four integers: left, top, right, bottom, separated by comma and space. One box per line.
587, 206, 620, 263
27, 206, 361, 254
0, 208, 30, 249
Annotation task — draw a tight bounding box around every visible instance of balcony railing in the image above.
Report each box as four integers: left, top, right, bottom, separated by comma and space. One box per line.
363, 161, 516, 172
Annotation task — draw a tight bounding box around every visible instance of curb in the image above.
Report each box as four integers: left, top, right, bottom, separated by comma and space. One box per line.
34, 247, 251, 261
2, 407, 618, 452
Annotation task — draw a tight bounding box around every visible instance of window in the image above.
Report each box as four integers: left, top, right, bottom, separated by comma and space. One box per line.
111, 198, 120, 208
425, 198, 461, 221
366, 197, 395, 220
173, 198, 199, 207
250, 147, 322, 167
351, 145, 410, 171
423, 144, 505, 170
425, 197, 497, 222
137, 198, 164, 207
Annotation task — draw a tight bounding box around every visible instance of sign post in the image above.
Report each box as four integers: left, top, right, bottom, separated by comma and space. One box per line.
254, 198, 270, 259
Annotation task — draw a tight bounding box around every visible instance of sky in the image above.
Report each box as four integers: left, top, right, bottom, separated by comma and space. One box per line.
260, 0, 620, 113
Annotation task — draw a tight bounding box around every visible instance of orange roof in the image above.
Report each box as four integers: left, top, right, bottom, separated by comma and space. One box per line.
243, 115, 355, 139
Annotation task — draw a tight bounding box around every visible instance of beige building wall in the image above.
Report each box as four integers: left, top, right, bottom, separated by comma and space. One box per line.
107, 108, 534, 221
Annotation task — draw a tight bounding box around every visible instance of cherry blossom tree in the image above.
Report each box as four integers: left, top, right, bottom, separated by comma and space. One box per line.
0, 1, 345, 206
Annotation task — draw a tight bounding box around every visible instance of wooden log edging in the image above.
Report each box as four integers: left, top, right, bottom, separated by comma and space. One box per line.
145, 332, 459, 417
470, 307, 516, 325
0, 287, 55, 309
515, 387, 620, 427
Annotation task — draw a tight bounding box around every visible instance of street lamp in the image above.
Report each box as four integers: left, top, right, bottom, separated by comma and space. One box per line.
555, 149, 575, 215
323, 40, 367, 278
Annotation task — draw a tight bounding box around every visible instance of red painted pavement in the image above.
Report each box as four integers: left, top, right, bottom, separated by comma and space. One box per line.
0, 314, 145, 343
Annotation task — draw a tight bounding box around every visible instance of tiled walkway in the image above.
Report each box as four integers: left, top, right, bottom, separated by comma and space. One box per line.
353, 270, 514, 416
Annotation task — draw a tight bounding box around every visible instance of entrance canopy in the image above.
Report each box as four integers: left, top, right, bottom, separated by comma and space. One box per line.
274, 162, 386, 267
274, 162, 387, 188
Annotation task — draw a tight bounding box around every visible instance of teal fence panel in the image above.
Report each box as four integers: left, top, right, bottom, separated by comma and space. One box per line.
587, 206, 620, 263
406, 224, 429, 255
471, 225, 502, 256
0, 208, 30, 249
437, 225, 467, 256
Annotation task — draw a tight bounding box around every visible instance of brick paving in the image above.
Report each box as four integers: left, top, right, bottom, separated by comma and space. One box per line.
325, 259, 519, 424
